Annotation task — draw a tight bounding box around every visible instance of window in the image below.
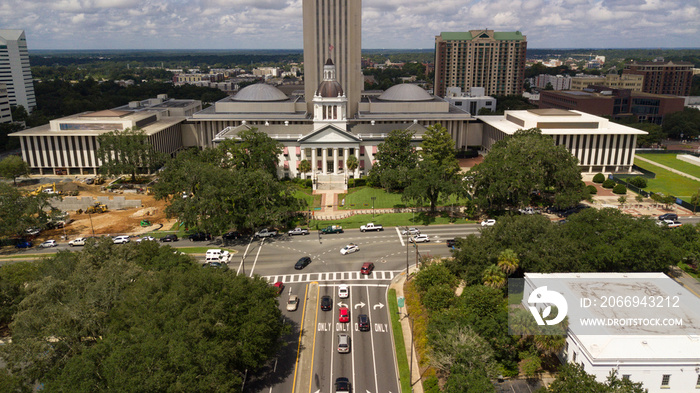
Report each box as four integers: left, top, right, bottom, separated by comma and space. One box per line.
696, 374, 700, 387
661, 374, 670, 388
572, 352, 577, 362
622, 375, 630, 381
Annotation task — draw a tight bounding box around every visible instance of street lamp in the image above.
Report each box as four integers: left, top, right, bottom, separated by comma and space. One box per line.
87, 211, 95, 237
371, 196, 376, 218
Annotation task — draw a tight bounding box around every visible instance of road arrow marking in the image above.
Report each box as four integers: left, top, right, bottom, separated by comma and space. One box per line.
338, 302, 348, 308
373, 302, 385, 310
354, 302, 365, 309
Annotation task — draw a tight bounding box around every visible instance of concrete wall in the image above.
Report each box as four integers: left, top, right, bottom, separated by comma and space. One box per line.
50, 196, 142, 212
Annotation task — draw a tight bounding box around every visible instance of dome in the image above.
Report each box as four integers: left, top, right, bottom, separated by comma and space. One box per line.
317, 80, 344, 98
232, 84, 288, 102
377, 84, 433, 102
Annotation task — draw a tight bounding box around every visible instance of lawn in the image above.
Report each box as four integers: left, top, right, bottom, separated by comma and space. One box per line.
637, 153, 700, 179
632, 159, 700, 202
337, 186, 470, 210
294, 188, 322, 209
310, 211, 475, 229
388, 288, 412, 393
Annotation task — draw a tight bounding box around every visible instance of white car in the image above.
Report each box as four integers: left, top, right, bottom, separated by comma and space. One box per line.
136, 236, 155, 243
481, 219, 496, 227
410, 234, 430, 243
287, 295, 299, 311
113, 235, 130, 244
338, 284, 349, 299
40, 240, 58, 248
340, 243, 360, 255
401, 227, 421, 235
68, 237, 87, 247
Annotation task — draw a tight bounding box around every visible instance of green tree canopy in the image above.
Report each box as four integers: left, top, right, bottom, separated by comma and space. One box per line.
218, 128, 283, 178
662, 107, 700, 139
0, 155, 30, 185
97, 127, 165, 182
0, 183, 53, 237
468, 128, 584, 210
367, 129, 418, 191
0, 240, 284, 392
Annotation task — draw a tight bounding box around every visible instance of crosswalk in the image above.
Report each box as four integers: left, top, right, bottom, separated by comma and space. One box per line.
262, 270, 402, 284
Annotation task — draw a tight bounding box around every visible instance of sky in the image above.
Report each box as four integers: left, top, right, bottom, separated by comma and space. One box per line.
1, 0, 698, 50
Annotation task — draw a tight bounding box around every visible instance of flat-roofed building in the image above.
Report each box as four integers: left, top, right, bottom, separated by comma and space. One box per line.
523, 272, 700, 393
534, 74, 571, 91
0, 29, 36, 113
478, 109, 646, 172
623, 61, 693, 96
10, 95, 201, 175
434, 30, 527, 97
570, 74, 644, 92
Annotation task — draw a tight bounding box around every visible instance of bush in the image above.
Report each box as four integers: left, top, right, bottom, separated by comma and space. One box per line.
602, 179, 615, 189
613, 184, 627, 194
586, 185, 597, 195
627, 176, 647, 188
592, 173, 605, 183
349, 178, 366, 187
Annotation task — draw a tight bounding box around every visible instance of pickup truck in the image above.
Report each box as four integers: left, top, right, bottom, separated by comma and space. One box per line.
255, 228, 278, 238
288, 227, 310, 236
360, 223, 383, 232
320, 225, 343, 234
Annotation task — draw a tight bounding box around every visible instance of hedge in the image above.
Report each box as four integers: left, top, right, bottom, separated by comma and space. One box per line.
613, 184, 627, 194
592, 173, 605, 183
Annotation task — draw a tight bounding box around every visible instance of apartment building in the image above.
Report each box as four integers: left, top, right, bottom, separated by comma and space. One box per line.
623, 60, 693, 96
0, 29, 36, 113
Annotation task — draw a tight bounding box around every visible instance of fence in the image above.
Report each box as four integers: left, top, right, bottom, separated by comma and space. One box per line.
609, 173, 698, 212
310, 205, 464, 221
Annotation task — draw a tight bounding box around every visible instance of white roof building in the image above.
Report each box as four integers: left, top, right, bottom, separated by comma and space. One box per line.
523, 273, 700, 393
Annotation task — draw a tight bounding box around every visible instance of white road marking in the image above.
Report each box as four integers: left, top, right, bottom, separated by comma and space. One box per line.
260, 270, 401, 284
373, 302, 384, 310
366, 286, 380, 393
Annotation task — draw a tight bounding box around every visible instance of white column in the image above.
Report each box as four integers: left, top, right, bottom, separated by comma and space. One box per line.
311, 148, 317, 176
333, 148, 339, 173
343, 148, 349, 175
322, 148, 328, 174
355, 147, 360, 177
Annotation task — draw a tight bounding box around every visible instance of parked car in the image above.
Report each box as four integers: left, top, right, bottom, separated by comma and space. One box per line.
410, 234, 430, 243
321, 295, 333, 311
188, 232, 211, 241
658, 220, 682, 228
658, 213, 678, 221
68, 237, 87, 247
288, 227, 310, 236
113, 235, 130, 244
255, 228, 278, 238
358, 314, 370, 331
222, 231, 241, 240
338, 307, 349, 323
337, 334, 351, 353
360, 262, 375, 275
15, 240, 32, 249
85, 177, 94, 185
136, 236, 155, 242
480, 219, 496, 227
335, 377, 351, 392
24, 227, 41, 236
338, 284, 349, 299
160, 234, 178, 242
401, 227, 421, 235
340, 243, 359, 255
273, 281, 284, 295
287, 295, 299, 311
295, 256, 312, 270
40, 240, 58, 248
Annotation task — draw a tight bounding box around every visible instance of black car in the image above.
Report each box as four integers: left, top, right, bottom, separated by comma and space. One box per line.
321, 295, 332, 311
446, 239, 456, 248
222, 231, 241, 240
295, 256, 312, 270
658, 213, 678, 221
335, 377, 351, 392
358, 314, 370, 331
160, 234, 178, 242
188, 232, 211, 241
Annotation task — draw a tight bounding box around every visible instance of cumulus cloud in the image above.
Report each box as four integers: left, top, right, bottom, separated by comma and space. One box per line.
0, 0, 695, 49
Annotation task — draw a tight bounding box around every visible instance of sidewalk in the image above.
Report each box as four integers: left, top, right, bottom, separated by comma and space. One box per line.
635, 156, 700, 182
389, 267, 424, 393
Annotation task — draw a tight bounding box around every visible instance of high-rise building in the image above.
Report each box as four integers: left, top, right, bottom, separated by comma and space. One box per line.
434, 30, 527, 97
303, 0, 362, 117
0, 29, 36, 113
0, 83, 12, 123
623, 60, 693, 96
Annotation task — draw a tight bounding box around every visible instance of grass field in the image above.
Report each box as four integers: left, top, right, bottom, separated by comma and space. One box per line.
388, 289, 411, 393
310, 211, 474, 229
294, 188, 322, 209
632, 158, 700, 203
637, 153, 700, 179
337, 186, 469, 210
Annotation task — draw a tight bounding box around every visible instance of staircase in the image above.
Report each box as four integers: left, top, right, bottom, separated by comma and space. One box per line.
314, 174, 347, 191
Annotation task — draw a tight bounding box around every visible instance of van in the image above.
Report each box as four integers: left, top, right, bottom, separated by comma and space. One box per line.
206, 249, 223, 262
113, 235, 130, 244
337, 334, 351, 353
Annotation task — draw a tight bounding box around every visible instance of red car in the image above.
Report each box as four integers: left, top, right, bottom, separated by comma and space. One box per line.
360, 262, 375, 275
338, 307, 349, 323
273, 281, 284, 295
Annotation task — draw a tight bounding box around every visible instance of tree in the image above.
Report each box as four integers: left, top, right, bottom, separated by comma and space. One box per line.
544, 82, 554, 90
0, 155, 30, 185
497, 249, 519, 275
469, 128, 584, 211
346, 155, 358, 178
482, 264, 506, 289
0, 183, 53, 237
403, 124, 463, 212
298, 159, 311, 178
367, 129, 418, 191
545, 363, 646, 393
618, 195, 627, 206
1, 240, 285, 392
96, 127, 165, 182
662, 107, 700, 139
218, 128, 283, 178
